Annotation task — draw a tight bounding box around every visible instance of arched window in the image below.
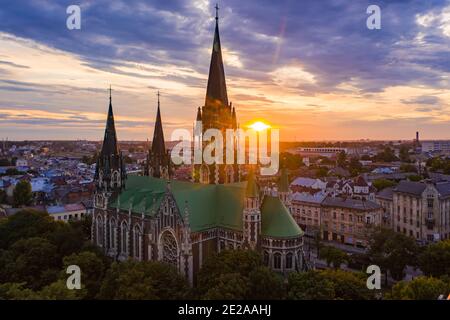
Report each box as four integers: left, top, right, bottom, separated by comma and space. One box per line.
111, 170, 120, 188
96, 215, 103, 247
120, 221, 128, 255
200, 165, 209, 184
286, 252, 293, 269
263, 251, 270, 266
160, 230, 178, 267
109, 218, 117, 249
133, 225, 142, 260
273, 252, 282, 269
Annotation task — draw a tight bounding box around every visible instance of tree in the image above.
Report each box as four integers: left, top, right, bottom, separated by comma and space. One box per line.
400, 163, 417, 173
247, 266, 285, 300
98, 260, 190, 300
288, 270, 335, 300
203, 273, 249, 300
375, 147, 397, 162
316, 167, 328, 178
418, 240, 450, 278
0, 209, 57, 249
197, 249, 284, 299
389, 276, 450, 300
372, 179, 396, 191
288, 269, 373, 300
62, 251, 106, 299
348, 157, 363, 176
368, 227, 419, 283
48, 222, 86, 260
399, 145, 411, 163
13, 180, 32, 207
319, 246, 348, 269
0, 189, 6, 204
337, 151, 347, 167
9, 237, 59, 290
407, 174, 422, 182
39, 280, 86, 300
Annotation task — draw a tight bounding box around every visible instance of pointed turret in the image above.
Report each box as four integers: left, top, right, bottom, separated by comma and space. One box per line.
146, 91, 171, 179
205, 4, 228, 111
151, 92, 166, 156
101, 89, 119, 157
231, 104, 237, 129
95, 87, 126, 192
246, 169, 259, 198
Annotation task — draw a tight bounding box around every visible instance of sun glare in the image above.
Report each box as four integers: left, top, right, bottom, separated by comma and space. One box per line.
249, 121, 271, 131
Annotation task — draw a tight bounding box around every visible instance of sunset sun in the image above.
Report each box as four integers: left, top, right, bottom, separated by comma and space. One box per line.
249, 121, 271, 131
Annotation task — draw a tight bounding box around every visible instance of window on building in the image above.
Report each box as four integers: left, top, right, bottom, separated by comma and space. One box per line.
274, 253, 282, 269
286, 253, 293, 269
263, 251, 269, 266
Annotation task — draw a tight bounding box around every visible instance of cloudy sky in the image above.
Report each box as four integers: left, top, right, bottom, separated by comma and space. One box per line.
0, 0, 449, 141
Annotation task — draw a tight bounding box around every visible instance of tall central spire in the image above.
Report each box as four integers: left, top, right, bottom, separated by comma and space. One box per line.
204, 4, 228, 112
101, 86, 119, 156
151, 91, 166, 155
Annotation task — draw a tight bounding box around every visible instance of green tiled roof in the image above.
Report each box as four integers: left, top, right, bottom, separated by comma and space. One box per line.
261, 196, 304, 238
109, 175, 303, 238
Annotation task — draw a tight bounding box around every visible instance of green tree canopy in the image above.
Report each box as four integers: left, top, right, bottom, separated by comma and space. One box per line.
319, 246, 348, 269
197, 249, 285, 300
98, 260, 191, 300
372, 179, 396, 191
13, 180, 32, 207
0, 209, 56, 249
389, 276, 450, 300
8, 237, 59, 290
288, 269, 373, 300
368, 227, 419, 282
62, 251, 106, 299
418, 240, 450, 278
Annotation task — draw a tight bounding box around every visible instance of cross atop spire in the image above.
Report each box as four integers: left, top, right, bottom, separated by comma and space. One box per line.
215, 3, 219, 21
157, 90, 160, 106
109, 85, 112, 103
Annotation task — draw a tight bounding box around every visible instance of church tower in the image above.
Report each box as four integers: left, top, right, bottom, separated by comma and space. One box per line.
243, 169, 261, 250
145, 92, 171, 179
278, 167, 291, 207
94, 88, 126, 196
194, 5, 239, 184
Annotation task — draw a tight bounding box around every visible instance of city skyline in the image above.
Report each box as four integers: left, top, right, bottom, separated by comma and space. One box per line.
1, 0, 450, 141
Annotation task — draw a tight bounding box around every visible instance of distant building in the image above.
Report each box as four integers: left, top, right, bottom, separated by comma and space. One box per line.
47, 203, 86, 222
291, 194, 382, 248
291, 147, 348, 158
421, 141, 450, 153
391, 180, 450, 242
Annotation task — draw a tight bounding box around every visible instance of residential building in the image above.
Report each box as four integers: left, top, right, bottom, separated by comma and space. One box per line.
392, 180, 450, 242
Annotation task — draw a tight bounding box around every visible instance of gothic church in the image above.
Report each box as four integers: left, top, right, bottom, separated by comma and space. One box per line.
92, 9, 305, 283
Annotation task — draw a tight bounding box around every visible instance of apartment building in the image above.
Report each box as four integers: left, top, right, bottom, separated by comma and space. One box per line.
291, 194, 382, 248
390, 180, 450, 242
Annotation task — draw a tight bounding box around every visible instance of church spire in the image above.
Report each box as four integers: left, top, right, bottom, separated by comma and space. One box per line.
151, 91, 166, 156
146, 91, 171, 179
95, 86, 126, 192
204, 3, 228, 111
101, 86, 119, 157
